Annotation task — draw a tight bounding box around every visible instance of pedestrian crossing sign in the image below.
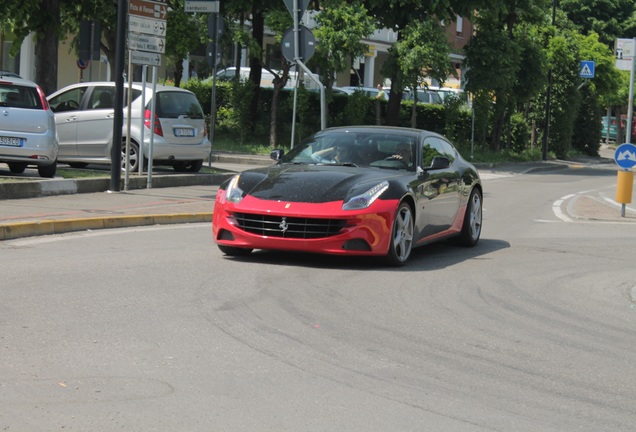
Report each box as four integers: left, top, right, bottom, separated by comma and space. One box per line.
579, 61, 595, 79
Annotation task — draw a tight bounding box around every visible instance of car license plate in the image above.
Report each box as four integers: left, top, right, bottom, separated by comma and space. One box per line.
173, 128, 195, 137
0, 136, 23, 147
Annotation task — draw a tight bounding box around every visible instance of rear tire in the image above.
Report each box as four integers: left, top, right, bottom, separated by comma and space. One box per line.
218, 245, 253, 256
37, 162, 57, 178
455, 188, 482, 247
8, 162, 27, 174
384, 202, 414, 267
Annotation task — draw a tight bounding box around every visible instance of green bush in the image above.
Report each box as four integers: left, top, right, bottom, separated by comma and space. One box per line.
508, 113, 530, 153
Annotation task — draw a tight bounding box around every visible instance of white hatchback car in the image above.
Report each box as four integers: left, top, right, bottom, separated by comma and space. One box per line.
0, 75, 58, 177
47, 82, 211, 172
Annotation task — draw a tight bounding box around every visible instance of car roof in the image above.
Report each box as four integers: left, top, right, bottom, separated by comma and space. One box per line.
0, 70, 22, 79
47, 81, 194, 98
0, 76, 39, 88
320, 125, 442, 139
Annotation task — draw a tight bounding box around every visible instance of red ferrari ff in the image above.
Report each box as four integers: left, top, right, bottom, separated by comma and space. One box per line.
213, 126, 482, 266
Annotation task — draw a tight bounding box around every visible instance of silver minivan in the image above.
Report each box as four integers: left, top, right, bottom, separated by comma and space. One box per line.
47, 82, 211, 172
0, 76, 58, 177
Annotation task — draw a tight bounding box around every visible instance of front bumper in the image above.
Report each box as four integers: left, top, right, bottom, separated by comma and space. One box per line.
212, 190, 399, 256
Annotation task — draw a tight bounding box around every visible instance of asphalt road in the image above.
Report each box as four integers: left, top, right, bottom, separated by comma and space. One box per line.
1, 166, 635, 431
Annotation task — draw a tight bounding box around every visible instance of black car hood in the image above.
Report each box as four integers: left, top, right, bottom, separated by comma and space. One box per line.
235, 164, 406, 203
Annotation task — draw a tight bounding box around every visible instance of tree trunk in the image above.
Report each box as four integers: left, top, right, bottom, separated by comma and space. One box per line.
35, 0, 60, 95
269, 63, 291, 148
410, 83, 418, 128
386, 75, 402, 126
173, 61, 183, 87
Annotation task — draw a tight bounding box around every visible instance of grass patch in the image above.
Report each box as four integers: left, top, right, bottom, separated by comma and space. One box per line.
457, 145, 556, 165
56, 168, 109, 179
212, 136, 285, 155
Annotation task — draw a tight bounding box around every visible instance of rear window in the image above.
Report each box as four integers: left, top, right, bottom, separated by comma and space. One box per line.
0, 84, 43, 109
154, 91, 203, 119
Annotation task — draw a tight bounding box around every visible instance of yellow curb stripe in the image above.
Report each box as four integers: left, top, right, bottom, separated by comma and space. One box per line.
0, 213, 212, 240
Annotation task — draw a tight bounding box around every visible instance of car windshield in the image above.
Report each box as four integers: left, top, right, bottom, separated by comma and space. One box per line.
281, 131, 417, 171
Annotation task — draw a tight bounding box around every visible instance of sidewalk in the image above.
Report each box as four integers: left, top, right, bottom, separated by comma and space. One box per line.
0, 152, 634, 241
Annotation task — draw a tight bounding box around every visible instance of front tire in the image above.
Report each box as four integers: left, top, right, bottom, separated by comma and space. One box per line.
455, 188, 482, 247
121, 141, 140, 172
384, 202, 414, 267
173, 160, 203, 173
218, 245, 253, 256
68, 162, 89, 169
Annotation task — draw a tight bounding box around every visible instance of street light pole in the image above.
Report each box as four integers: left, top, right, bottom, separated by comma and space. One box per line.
542, 0, 557, 161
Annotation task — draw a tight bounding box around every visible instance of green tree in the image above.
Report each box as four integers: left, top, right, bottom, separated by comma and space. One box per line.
0, 0, 61, 94
312, 0, 375, 90
394, 19, 452, 128
165, 0, 207, 87
264, 8, 293, 147
464, 0, 551, 151
364, 0, 486, 126
464, 25, 522, 151
560, 0, 636, 46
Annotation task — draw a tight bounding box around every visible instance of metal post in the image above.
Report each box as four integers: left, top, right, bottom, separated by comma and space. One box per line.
139, 65, 147, 176
542, 1, 557, 161
626, 37, 636, 144
208, 12, 219, 166
147, 66, 158, 189
290, 0, 300, 148
110, 0, 127, 192
124, 51, 133, 191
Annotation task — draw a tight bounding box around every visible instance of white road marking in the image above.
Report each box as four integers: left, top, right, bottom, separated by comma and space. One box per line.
553, 194, 574, 222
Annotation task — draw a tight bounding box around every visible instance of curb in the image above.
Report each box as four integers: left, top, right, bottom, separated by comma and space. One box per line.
0, 212, 212, 241
0, 173, 234, 200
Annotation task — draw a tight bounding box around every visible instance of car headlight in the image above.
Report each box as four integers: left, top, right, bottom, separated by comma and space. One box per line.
342, 181, 389, 210
225, 174, 244, 204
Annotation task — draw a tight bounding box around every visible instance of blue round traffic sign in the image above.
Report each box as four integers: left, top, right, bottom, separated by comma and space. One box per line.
614, 143, 636, 170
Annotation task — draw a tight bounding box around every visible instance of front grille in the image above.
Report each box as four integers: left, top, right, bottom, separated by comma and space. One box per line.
233, 212, 346, 239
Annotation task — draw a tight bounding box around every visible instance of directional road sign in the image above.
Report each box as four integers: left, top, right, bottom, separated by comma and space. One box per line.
129, 15, 167, 36
614, 143, 636, 170
579, 60, 595, 79
129, 0, 167, 20
128, 33, 165, 54
130, 50, 162, 66
185, 0, 219, 13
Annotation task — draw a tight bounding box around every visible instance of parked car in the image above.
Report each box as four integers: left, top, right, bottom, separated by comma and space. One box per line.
601, 115, 636, 142
0, 76, 58, 177
47, 82, 211, 172
335, 86, 389, 100
213, 67, 278, 87
212, 126, 482, 266
404, 88, 443, 104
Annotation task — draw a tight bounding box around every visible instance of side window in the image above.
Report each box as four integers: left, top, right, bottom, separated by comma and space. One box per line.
436, 138, 456, 163
49, 87, 85, 112
88, 86, 115, 110
421, 137, 457, 167
421, 138, 444, 167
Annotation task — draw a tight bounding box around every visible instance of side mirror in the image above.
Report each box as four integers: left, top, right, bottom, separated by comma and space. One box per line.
429, 156, 450, 170
270, 149, 284, 161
